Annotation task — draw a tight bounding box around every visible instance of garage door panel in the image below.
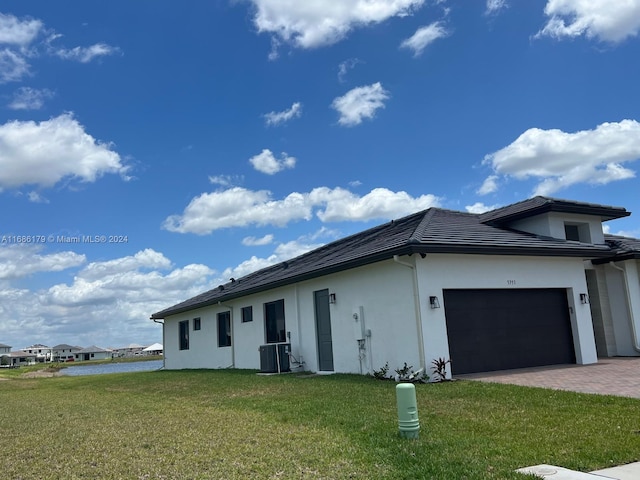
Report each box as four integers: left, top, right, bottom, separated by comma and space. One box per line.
444, 289, 575, 375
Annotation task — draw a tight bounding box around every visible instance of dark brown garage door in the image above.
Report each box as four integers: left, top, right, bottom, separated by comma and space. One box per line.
443, 289, 576, 375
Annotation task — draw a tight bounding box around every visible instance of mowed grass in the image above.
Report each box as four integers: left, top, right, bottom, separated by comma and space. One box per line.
1, 369, 639, 479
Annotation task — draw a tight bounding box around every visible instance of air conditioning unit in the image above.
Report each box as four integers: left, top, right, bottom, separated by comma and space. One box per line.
259, 343, 290, 373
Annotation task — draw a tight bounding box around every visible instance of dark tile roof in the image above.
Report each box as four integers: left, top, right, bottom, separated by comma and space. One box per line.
152, 203, 623, 319
593, 235, 640, 264
479, 196, 629, 224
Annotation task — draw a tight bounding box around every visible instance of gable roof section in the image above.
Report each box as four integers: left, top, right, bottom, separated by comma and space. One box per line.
152, 205, 618, 319
479, 196, 629, 225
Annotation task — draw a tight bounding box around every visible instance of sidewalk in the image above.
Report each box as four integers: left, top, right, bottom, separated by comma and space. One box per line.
518, 462, 640, 479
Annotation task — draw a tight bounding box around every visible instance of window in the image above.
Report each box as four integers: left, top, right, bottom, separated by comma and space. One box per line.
179, 320, 189, 350
217, 311, 231, 347
193, 317, 201, 331
241, 306, 253, 323
564, 224, 580, 241
264, 299, 286, 343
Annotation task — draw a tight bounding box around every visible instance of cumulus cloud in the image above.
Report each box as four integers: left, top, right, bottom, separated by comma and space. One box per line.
331, 82, 390, 126
482, 119, 640, 196
536, 0, 640, 43
249, 149, 297, 174
0, 48, 30, 83
400, 21, 449, 56
0, 245, 86, 280
8, 86, 54, 110
162, 186, 440, 234
251, 0, 425, 49
264, 102, 302, 126
0, 13, 43, 46
0, 113, 129, 191
242, 234, 275, 246
0, 13, 118, 85
477, 174, 499, 195
465, 202, 499, 214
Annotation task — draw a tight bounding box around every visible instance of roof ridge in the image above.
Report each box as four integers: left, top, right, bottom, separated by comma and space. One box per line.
408, 208, 437, 243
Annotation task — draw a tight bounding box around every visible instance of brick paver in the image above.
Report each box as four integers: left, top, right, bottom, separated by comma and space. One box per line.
457, 357, 640, 398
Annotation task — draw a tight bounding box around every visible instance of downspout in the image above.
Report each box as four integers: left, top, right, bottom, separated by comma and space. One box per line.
152, 318, 165, 369
610, 262, 640, 353
393, 255, 426, 372
219, 302, 235, 367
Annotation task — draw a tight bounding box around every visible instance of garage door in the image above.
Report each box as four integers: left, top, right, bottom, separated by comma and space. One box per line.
443, 289, 576, 375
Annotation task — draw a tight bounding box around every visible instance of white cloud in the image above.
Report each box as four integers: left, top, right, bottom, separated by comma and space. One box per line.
0, 13, 43, 46
465, 202, 499, 214
477, 174, 499, 195
163, 186, 440, 234
400, 21, 449, 56
0, 113, 129, 191
264, 102, 303, 126
485, 0, 508, 15
537, 0, 640, 43
331, 82, 390, 126
53, 43, 119, 63
483, 119, 640, 196
242, 234, 275, 246
249, 149, 297, 174
208, 174, 243, 187
338, 58, 362, 82
251, 0, 425, 49
0, 245, 86, 280
8, 86, 54, 110
0, 48, 30, 83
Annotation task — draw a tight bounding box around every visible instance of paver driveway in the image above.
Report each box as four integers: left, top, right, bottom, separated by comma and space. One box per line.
456, 357, 640, 399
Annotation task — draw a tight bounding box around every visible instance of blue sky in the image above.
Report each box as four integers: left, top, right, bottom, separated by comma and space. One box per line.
1, 0, 640, 350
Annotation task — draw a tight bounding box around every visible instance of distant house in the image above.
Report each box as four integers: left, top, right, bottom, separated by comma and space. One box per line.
7, 351, 37, 367
142, 343, 163, 356
0, 343, 11, 366
75, 346, 112, 362
151, 197, 640, 378
23, 344, 52, 362
51, 344, 81, 362
112, 343, 145, 358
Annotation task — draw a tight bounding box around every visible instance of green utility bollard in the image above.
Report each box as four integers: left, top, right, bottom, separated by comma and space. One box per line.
396, 383, 420, 439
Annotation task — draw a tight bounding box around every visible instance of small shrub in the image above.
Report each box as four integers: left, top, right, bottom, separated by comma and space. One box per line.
431, 357, 451, 382
372, 362, 390, 380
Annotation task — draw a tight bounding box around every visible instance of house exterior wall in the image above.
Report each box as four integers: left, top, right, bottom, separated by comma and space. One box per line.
601, 260, 640, 356
164, 261, 421, 374
164, 252, 602, 375
415, 253, 598, 369
510, 213, 605, 244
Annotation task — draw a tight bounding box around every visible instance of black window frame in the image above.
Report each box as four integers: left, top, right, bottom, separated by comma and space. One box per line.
564, 224, 580, 241
241, 306, 253, 323
264, 299, 286, 344
179, 320, 189, 350
217, 311, 232, 347
193, 317, 201, 331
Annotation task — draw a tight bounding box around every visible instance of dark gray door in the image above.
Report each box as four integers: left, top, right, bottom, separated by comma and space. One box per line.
444, 289, 575, 375
314, 289, 334, 371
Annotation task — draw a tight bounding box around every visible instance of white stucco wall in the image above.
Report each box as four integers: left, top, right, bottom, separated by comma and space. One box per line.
415, 254, 598, 369
602, 261, 640, 356
163, 253, 600, 375
510, 212, 605, 244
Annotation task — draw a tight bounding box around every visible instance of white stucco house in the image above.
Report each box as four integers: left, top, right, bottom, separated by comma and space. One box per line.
151, 197, 640, 378
52, 344, 80, 362
74, 345, 112, 362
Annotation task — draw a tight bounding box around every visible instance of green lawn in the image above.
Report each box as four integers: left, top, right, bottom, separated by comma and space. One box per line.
1, 369, 638, 479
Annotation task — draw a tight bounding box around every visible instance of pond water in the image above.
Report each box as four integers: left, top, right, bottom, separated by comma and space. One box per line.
61, 359, 164, 376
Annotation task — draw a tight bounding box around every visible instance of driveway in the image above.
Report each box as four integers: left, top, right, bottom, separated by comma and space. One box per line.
456, 357, 640, 399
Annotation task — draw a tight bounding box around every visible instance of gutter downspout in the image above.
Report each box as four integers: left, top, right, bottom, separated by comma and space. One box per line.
152, 318, 165, 369
393, 255, 426, 372
610, 262, 640, 353
219, 302, 235, 367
